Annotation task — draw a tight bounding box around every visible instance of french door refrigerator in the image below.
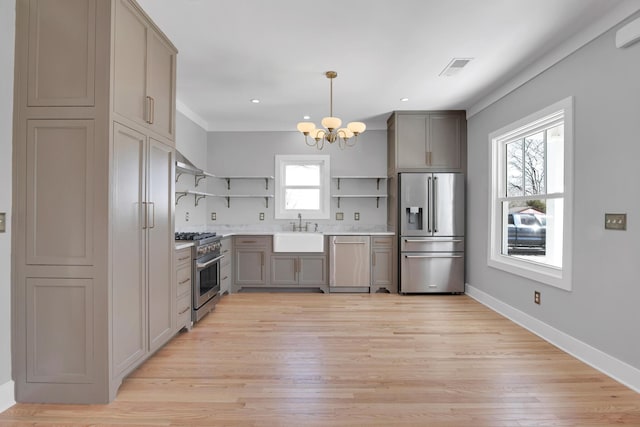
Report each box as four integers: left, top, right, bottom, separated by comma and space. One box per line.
399, 173, 464, 293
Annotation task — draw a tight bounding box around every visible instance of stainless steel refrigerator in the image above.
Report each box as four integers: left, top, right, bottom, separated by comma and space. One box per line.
399, 173, 464, 293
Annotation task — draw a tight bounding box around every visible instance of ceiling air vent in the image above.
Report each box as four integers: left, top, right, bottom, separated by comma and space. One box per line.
439, 58, 473, 77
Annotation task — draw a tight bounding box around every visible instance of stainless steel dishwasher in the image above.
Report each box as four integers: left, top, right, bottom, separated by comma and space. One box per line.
329, 235, 371, 292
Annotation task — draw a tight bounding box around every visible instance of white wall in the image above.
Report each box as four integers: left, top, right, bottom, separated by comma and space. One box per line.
467, 12, 640, 378
175, 111, 209, 231
204, 130, 388, 232
0, 0, 15, 411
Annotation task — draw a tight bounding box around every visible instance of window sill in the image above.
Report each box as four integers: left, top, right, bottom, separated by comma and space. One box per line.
488, 254, 571, 291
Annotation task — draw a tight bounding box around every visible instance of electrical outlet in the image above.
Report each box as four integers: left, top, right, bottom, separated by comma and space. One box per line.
259, 212, 265, 221
185, 212, 190, 222
336, 212, 344, 221
354, 212, 360, 221
534, 291, 541, 305
211, 212, 216, 221
0, 212, 5, 233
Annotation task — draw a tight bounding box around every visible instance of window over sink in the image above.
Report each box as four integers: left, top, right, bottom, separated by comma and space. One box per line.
275, 155, 330, 219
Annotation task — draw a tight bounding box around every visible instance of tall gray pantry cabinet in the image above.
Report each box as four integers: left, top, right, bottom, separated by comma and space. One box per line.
11, 0, 177, 403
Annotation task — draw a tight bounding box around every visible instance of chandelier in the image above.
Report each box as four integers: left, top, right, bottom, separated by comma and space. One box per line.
296, 71, 366, 150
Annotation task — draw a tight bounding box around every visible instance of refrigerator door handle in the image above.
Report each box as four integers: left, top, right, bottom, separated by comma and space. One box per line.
427, 176, 432, 232
404, 255, 464, 259
403, 239, 463, 243
433, 176, 438, 233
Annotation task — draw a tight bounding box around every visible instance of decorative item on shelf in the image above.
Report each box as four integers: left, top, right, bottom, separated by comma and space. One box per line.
296, 71, 366, 150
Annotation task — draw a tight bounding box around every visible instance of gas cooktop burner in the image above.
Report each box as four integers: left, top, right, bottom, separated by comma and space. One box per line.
175, 232, 217, 241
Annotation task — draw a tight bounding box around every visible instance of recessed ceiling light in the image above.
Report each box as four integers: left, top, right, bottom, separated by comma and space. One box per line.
400, 98, 409, 102
303, 115, 311, 120
250, 99, 260, 104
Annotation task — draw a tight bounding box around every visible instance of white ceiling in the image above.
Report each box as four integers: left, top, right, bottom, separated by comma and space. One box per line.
138, 0, 628, 131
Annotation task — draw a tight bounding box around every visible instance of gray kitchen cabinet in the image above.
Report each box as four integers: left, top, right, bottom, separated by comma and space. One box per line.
270, 254, 328, 288
220, 237, 233, 295
387, 111, 466, 173
371, 236, 396, 293
12, 0, 177, 404
175, 247, 192, 332
114, 0, 176, 141
234, 236, 270, 288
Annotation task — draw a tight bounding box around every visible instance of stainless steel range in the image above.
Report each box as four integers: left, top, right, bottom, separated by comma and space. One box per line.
175, 232, 223, 322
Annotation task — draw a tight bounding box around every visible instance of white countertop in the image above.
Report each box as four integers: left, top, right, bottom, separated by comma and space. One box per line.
174, 241, 195, 250
214, 231, 394, 238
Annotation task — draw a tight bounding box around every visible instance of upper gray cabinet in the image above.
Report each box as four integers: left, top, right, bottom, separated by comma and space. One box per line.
114, 0, 176, 142
387, 111, 466, 173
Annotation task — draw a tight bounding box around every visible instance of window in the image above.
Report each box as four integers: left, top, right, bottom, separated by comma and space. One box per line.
488, 97, 573, 290
275, 155, 330, 219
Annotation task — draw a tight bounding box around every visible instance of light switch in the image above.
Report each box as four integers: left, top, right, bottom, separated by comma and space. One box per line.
0, 212, 5, 232
605, 213, 626, 230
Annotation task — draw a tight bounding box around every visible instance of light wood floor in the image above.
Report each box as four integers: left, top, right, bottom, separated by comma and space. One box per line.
1, 293, 639, 426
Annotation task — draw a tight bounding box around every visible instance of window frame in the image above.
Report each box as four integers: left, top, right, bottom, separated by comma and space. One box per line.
488, 97, 574, 291
275, 154, 331, 220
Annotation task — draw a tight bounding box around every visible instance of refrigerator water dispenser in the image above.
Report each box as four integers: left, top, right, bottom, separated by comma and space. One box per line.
406, 207, 423, 230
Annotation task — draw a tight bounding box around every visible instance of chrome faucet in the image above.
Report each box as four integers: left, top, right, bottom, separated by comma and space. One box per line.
290, 213, 311, 232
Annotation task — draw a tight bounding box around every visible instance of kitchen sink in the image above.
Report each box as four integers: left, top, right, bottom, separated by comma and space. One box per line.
273, 232, 324, 252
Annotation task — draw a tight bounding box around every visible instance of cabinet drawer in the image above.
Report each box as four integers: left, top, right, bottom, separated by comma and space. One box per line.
175, 247, 192, 266
176, 265, 191, 297
220, 263, 231, 284
177, 293, 191, 326
372, 236, 393, 247
234, 236, 269, 247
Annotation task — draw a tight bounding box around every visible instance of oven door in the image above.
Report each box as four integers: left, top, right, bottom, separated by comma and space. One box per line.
194, 253, 222, 309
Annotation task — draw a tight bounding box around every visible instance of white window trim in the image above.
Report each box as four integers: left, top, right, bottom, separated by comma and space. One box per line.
487, 96, 574, 291
275, 154, 330, 220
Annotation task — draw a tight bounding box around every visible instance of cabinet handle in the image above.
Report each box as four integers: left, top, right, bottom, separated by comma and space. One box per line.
333, 241, 366, 245
261, 252, 264, 267
222, 276, 229, 281
148, 201, 155, 229
178, 306, 190, 315
178, 278, 190, 285
372, 252, 376, 266
241, 240, 257, 244
147, 96, 155, 124
178, 256, 190, 262
142, 202, 148, 229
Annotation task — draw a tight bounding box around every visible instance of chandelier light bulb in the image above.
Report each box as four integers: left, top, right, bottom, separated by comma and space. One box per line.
321, 116, 342, 131
347, 121, 366, 135
297, 122, 316, 135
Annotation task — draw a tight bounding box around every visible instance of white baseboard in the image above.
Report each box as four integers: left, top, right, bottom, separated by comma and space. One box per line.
0, 380, 15, 413
465, 284, 640, 393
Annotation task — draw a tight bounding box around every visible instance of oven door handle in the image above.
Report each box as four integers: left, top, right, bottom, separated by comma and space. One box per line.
196, 255, 224, 270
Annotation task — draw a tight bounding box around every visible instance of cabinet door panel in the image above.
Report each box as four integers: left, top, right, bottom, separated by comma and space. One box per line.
396, 114, 427, 169
299, 256, 327, 286
147, 139, 174, 352
429, 114, 461, 169
27, 0, 96, 106
372, 247, 393, 288
26, 120, 94, 265
270, 256, 297, 285
114, 0, 147, 126
235, 249, 266, 285
147, 30, 176, 141
26, 278, 94, 383
112, 123, 146, 375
